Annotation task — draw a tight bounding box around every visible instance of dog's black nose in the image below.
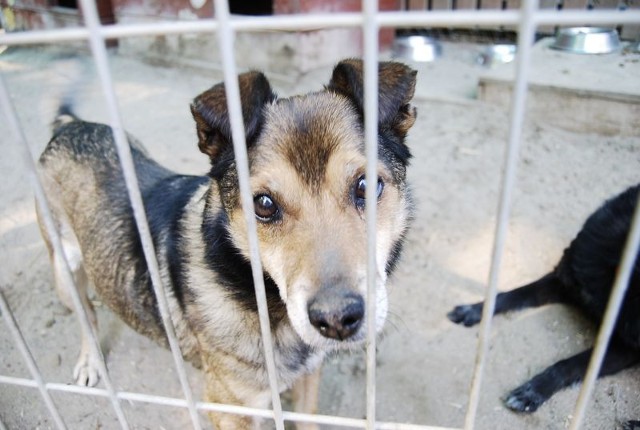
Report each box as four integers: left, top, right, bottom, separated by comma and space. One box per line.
308, 292, 364, 341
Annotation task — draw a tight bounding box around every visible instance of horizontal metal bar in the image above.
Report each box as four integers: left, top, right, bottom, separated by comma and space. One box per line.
533, 9, 640, 25
1, 10, 639, 46
0, 375, 459, 430
0, 27, 90, 44
0, 290, 67, 430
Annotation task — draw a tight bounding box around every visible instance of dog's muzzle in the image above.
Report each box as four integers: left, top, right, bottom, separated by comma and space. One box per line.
307, 287, 365, 341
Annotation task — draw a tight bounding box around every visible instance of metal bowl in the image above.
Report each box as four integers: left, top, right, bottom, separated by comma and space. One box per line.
392, 35, 442, 62
477, 44, 517, 67
550, 27, 621, 54
626, 38, 640, 54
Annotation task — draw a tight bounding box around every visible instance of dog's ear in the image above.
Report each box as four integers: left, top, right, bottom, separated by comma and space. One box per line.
327, 59, 417, 138
190, 71, 276, 161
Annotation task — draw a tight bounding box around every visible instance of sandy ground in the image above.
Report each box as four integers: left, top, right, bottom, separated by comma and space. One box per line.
0, 44, 639, 430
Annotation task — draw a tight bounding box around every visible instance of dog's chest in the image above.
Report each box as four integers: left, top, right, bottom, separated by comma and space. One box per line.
195, 309, 325, 390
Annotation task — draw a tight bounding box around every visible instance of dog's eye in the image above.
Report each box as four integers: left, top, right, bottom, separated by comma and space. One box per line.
354, 175, 384, 209
254, 194, 279, 222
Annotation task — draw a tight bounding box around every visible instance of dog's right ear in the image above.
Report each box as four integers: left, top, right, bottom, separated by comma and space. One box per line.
190, 71, 276, 161
327, 59, 417, 139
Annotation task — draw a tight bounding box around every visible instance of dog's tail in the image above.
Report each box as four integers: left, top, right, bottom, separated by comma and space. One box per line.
51, 56, 92, 134
52, 98, 79, 133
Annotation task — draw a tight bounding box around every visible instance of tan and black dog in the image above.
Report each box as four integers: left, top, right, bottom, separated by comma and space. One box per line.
37, 59, 417, 428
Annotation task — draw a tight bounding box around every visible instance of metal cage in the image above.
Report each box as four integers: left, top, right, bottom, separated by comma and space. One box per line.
1, 1, 639, 429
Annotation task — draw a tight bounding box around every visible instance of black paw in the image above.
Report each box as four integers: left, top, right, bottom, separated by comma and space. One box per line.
447, 304, 482, 327
623, 420, 640, 430
503, 381, 548, 413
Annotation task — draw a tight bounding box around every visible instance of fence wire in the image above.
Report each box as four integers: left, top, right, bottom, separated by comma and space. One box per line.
0, 2, 639, 430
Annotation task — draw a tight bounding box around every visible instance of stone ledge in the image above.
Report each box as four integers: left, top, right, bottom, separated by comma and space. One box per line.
478, 37, 640, 136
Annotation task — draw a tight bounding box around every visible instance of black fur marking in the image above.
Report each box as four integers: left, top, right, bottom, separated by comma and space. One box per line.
385, 234, 407, 276
209, 149, 237, 181
277, 339, 313, 372
92, 132, 179, 338
73, 124, 209, 333
624, 420, 640, 430
379, 132, 412, 168
201, 211, 286, 320
57, 102, 75, 119
143, 175, 210, 309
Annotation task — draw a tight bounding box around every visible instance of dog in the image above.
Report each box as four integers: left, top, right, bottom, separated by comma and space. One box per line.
448, 184, 640, 420
36, 59, 417, 429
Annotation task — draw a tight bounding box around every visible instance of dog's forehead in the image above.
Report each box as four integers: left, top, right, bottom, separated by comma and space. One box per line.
253, 92, 365, 190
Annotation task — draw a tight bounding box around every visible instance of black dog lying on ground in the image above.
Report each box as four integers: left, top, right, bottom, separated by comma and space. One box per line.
448, 184, 640, 421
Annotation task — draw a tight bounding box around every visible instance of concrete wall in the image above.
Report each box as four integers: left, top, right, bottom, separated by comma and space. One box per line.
1, 0, 399, 74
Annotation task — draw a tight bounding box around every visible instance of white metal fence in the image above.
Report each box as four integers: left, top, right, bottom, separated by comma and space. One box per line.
1, 1, 640, 429
403, 0, 640, 40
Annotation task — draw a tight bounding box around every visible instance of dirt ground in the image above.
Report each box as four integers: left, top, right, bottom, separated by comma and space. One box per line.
0, 43, 639, 430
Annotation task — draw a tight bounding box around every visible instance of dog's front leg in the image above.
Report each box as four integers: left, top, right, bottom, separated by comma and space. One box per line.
202, 355, 271, 430
292, 367, 321, 430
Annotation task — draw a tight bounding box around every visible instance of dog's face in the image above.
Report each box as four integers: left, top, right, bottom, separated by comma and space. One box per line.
191, 59, 417, 349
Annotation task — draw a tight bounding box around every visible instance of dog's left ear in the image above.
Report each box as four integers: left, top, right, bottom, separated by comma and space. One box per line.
190, 71, 276, 161
327, 59, 417, 138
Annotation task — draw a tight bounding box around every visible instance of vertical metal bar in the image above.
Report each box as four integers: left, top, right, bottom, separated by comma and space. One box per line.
3, 5, 638, 430
0, 74, 68, 430
74, 1, 203, 428
363, 0, 380, 429
568, 197, 640, 430
462, 0, 538, 427
0, 291, 67, 430
0, 72, 130, 429
211, 1, 286, 429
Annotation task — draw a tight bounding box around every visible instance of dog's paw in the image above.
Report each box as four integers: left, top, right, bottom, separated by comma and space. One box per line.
73, 351, 101, 387
623, 420, 640, 430
447, 304, 482, 327
503, 382, 547, 413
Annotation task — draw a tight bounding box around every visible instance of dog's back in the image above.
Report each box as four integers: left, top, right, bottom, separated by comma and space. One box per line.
39, 112, 207, 354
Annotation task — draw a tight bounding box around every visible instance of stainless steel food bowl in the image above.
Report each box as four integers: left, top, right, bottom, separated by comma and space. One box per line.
392, 35, 442, 62
626, 38, 640, 54
477, 44, 517, 67
550, 27, 621, 54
